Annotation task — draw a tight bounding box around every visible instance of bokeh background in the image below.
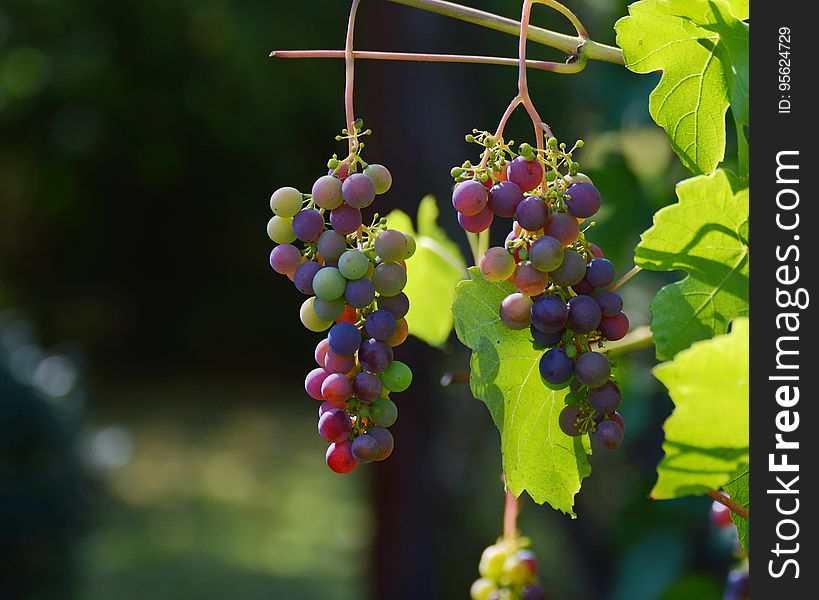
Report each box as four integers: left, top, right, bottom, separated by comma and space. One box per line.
0, 1, 743, 599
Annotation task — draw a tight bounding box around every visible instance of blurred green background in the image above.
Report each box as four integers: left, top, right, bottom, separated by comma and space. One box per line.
0, 1, 740, 599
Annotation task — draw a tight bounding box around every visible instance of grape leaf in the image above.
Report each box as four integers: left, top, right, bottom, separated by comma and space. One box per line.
453, 267, 591, 516
615, 0, 749, 174
724, 0, 748, 20
635, 169, 748, 360
386, 196, 467, 347
651, 318, 748, 499
723, 464, 749, 553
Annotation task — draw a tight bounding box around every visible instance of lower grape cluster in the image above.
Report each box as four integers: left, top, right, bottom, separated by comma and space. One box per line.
454, 134, 629, 450
267, 130, 414, 473
471, 536, 546, 600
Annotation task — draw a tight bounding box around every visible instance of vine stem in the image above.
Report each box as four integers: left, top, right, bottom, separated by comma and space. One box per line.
344, 0, 362, 157
503, 487, 520, 539
271, 50, 583, 73
708, 489, 749, 520
603, 325, 653, 356
384, 0, 623, 65
607, 264, 642, 292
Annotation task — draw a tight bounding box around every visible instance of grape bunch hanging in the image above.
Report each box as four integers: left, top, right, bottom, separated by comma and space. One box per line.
267, 122, 414, 473
452, 133, 629, 450
470, 535, 546, 600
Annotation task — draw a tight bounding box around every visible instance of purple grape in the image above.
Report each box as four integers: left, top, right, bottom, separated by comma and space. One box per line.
480, 246, 516, 282
522, 584, 546, 600
318, 408, 352, 443
572, 277, 596, 295
531, 325, 564, 349
507, 157, 543, 192
321, 373, 353, 404
509, 262, 550, 296
597, 291, 623, 317
330, 204, 363, 235
358, 338, 393, 373
458, 205, 494, 233
374, 230, 408, 262
269, 244, 302, 275
544, 212, 580, 246
324, 349, 355, 374
565, 182, 601, 218
574, 352, 611, 388
559, 405, 583, 436
292, 208, 325, 243
293, 261, 322, 295
452, 180, 488, 216
341, 173, 377, 208
488, 181, 524, 217
528, 236, 564, 272
351, 433, 379, 463
305, 368, 330, 400
345, 277, 376, 308
567, 295, 602, 334
326, 440, 358, 473
531, 295, 568, 333
373, 262, 407, 296
592, 419, 623, 450
724, 569, 750, 600
365, 309, 397, 341
589, 381, 621, 414
317, 230, 347, 262
377, 292, 410, 319
318, 400, 335, 417
586, 258, 615, 288
327, 322, 362, 356
515, 197, 550, 231
367, 427, 394, 461
539, 348, 574, 385
500, 293, 533, 330
600, 312, 629, 341
353, 371, 382, 403
550, 249, 586, 286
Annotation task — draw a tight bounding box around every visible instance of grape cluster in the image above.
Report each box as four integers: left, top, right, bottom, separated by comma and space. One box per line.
710, 496, 749, 600
471, 536, 546, 600
267, 127, 414, 473
453, 133, 629, 450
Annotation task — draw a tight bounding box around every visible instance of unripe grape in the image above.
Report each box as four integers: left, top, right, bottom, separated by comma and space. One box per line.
375, 230, 409, 262
300, 297, 332, 332
342, 173, 377, 208
369, 398, 398, 427
305, 367, 330, 400
507, 157, 544, 192
480, 247, 516, 282
312, 175, 344, 209
267, 216, 296, 244
321, 373, 353, 405
404, 234, 417, 259
326, 440, 358, 473
294, 261, 322, 295
373, 262, 407, 296
270, 186, 303, 217
503, 552, 534, 586
381, 360, 412, 392
470, 578, 498, 600
550, 250, 586, 286
314, 338, 330, 367
528, 236, 564, 272
338, 249, 370, 280
452, 180, 489, 216
312, 267, 347, 301
324, 349, 355, 374
363, 163, 393, 194
544, 212, 580, 246
458, 205, 494, 233
589, 243, 604, 258
269, 244, 302, 275
317, 230, 347, 262
478, 544, 508, 579
386, 318, 409, 347
500, 293, 533, 330
509, 262, 550, 296
313, 298, 346, 322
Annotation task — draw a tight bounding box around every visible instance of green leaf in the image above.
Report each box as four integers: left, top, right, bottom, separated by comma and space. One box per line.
615, 0, 749, 174
723, 465, 749, 553
651, 318, 748, 499
724, 0, 749, 20
453, 267, 591, 516
635, 169, 748, 360
386, 196, 467, 347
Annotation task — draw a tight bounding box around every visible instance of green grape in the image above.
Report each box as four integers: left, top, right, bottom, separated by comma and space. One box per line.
312, 267, 347, 301
269, 186, 303, 217
338, 249, 370, 280
369, 398, 398, 427
404, 233, 417, 259
373, 262, 407, 296
313, 297, 346, 321
363, 163, 393, 194
503, 554, 532, 587
470, 578, 498, 600
380, 361, 412, 392
479, 544, 508, 580
267, 216, 296, 244
299, 297, 332, 332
